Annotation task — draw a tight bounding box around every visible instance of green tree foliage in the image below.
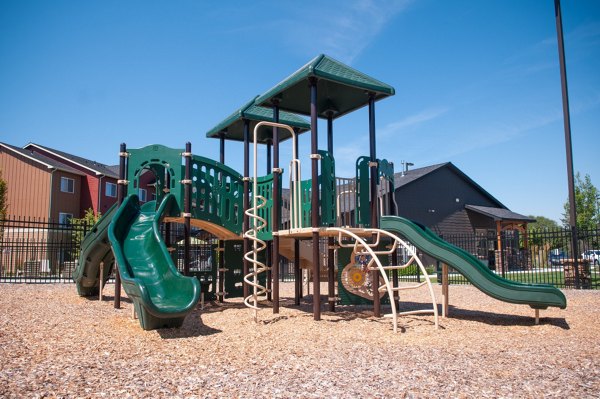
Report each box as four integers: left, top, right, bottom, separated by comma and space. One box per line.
0, 169, 7, 220
528, 215, 560, 231
561, 173, 600, 230
71, 208, 101, 247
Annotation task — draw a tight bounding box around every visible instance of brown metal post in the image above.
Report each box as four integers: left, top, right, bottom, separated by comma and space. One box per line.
294, 238, 301, 305
368, 93, 380, 317
114, 143, 127, 309
555, 0, 580, 288
242, 119, 250, 299
183, 142, 192, 277
309, 77, 321, 320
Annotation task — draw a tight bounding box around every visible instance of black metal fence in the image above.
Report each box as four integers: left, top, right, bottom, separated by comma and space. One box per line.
439, 227, 600, 289
0, 216, 89, 282
1, 215, 598, 290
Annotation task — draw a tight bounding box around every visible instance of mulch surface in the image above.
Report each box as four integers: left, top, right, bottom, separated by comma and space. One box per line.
0, 282, 598, 398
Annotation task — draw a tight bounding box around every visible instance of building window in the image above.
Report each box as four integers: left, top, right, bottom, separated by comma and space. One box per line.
138, 188, 147, 202
59, 212, 73, 225
60, 177, 74, 193
105, 182, 117, 198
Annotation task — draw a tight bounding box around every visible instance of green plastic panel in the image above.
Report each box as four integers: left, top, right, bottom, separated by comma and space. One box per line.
223, 240, 245, 298
297, 151, 336, 228
378, 158, 394, 188
319, 150, 336, 226
190, 155, 244, 235
380, 216, 567, 309
355, 156, 371, 227
127, 145, 185, 207
254, 173, 281, 241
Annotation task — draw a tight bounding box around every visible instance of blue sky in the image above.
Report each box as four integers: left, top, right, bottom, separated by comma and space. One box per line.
1, 0, 598, 223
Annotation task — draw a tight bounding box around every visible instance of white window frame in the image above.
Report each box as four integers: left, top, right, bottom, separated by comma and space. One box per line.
105, 182, 117, 198
138, 188, 147, 202
60, 177, 74, 193
59, 212, 73, 225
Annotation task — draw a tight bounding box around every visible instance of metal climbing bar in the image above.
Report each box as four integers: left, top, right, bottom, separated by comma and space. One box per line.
244, 121, 298, 321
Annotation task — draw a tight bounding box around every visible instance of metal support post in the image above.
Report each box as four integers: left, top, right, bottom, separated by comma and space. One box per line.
114, 143, 128, 309
309, 77, 321, 320
183, 142, 192, 277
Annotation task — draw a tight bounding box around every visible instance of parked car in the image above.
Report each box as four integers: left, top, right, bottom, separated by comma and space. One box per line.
581, 250, 600, 266
548, 251, 567, 266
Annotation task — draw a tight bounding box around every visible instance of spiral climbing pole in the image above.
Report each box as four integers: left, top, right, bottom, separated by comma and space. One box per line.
243, 121, 298, 322
243, 193, 269, 322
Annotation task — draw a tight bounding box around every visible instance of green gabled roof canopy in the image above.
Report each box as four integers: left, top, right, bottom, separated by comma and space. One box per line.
255, 54, 395, 119
206, 96, 310, 144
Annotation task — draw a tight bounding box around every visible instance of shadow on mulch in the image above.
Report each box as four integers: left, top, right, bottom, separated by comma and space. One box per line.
157, 308, 223, 339
86, 294, 133, 304
446, 306, 570, 329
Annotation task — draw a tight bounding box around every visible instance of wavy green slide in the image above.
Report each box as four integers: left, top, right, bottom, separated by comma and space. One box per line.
380, 216, 566, 310
74, 203, 118, 296
107, 194, 201, 330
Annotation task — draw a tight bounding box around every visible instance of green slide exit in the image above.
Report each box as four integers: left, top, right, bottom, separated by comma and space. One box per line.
73, 203, 118, 296
108, 194, 200, 330
380, 216, 566, 310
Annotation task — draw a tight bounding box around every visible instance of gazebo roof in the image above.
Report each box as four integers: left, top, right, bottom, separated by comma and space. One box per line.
206, 96, 310, 144
465, 205, 536, 223
255, 54, 395, 119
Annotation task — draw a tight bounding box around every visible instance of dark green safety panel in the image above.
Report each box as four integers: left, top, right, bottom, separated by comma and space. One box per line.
254, 173, 281, 241
319, 150, 336, 226
190, 155, 244, 235
127, 145, 185, 208
223, 240, 245, 298
188, 245, 217, 301
298, 150, 336, 228
378, 158, 394, 187
355, 156, 371, 227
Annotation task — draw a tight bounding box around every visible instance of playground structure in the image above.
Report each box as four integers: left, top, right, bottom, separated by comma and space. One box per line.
74, 54, 566, 331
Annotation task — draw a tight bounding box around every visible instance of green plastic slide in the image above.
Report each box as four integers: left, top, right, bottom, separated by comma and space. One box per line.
73, 203, 118, 296
108, 194, 201, 330
380, 216, 566, 310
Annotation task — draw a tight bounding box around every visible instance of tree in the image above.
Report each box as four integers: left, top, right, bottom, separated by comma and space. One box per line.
528, 215, 560, 231
561, 173, 600, 230
71, 208, 101, 248
0, 169, 7, 220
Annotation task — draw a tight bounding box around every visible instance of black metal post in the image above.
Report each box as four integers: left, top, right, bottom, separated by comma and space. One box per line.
555, 0, 580, 288
309, 77, 321, 320
243, 119, 250, 299
219, 132, 225, 164
294, 238, 301, 305
368, 93, 380, 317
326, 111, 335, 312
183, 142, 192, 277
115, 143, 127, 309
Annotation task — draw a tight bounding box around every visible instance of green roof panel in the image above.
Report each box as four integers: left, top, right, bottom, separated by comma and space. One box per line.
255, 54, 395, 118
206, 96, 310, 144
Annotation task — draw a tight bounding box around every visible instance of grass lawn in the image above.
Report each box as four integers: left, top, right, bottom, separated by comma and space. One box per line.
397, 268, 600, 289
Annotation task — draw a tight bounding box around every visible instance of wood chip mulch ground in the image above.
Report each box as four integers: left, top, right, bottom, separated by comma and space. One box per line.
0, 282, 598, 398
